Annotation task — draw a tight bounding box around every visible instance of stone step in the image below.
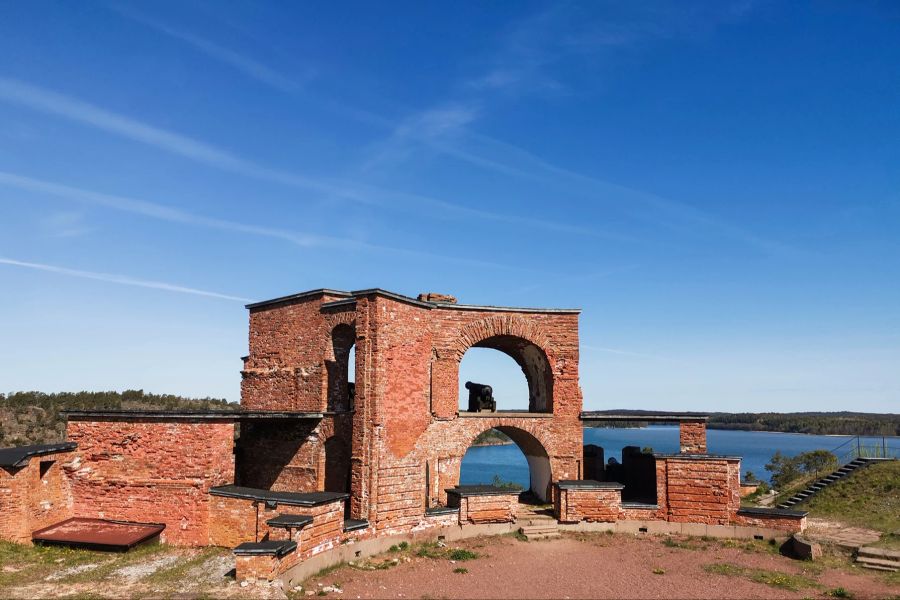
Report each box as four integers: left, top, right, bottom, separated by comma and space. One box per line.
521, 532, 560, 541
858, 547, 900, 561
856, 557, 899, 570
856, 559, 898, 572
520, 526, 558, 535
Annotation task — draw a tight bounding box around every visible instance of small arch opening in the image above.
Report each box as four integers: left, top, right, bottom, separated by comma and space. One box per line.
327, 323, 355, 412
457, 335, 553, 413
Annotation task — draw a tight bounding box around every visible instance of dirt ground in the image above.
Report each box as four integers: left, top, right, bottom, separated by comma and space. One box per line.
298, 533, 900, 600
2, 532, 898, 599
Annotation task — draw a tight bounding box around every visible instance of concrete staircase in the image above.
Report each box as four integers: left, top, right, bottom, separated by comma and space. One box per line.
777, 458, 887, 509
517, 514, 560, 540
855, 547, 900, 572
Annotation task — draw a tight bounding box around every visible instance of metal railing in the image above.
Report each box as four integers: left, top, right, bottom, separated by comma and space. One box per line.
830, 435, 899, 465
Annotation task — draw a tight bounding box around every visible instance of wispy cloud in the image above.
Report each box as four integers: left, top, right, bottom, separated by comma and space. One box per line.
111, 6, 307, 93
0, 257, 253, 302
0, 171, 528, 272
0, 78, 595, 238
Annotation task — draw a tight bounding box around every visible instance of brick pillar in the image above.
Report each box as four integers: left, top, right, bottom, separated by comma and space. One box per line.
679, 421, 707, 454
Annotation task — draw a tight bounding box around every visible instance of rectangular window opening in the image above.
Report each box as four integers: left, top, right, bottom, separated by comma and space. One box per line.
39, 460, 54, 480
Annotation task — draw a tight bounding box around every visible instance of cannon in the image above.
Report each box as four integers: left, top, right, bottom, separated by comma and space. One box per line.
465, 381, 496, 413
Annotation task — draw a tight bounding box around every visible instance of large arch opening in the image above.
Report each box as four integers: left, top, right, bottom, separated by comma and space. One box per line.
458, 426, 552, 501
326, 323, 355, 412
457, 335, 553, 413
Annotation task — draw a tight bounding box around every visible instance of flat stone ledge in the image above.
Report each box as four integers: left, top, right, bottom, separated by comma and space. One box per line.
456, 411, 552, 419
0, 442, 77, 468
63, 410, 323, 421
343, 519, 369, 532
425, 507, 459, 516
446, 485, 521, 498
266, 514, 314, 529
210, 485, 348, 508
621, 502, 660, 509
233, 540, 297, 557
653, 453, 742, 460
737, 507, 808, 518
581, 412, 709, 423
557, 480, 625, 490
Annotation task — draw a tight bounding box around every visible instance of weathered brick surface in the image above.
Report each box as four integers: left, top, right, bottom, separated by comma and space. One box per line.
660, 456, 741, 525
733, 512, 806, 533
679, 422, 708, 454
555, 487, 621, 524
66, 418, 235, 546
451, 493, 519, 524
0, 449, 74, 543
208, 495, 277, 547
235, 553, 280, 582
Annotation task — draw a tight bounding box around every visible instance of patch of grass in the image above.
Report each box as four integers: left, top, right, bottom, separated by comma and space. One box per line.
388, 544, 400, 553
513, 531, 528, 542
453, 567, 468, 574
312, 561, 348, 579
448, 549, 479, 561
62, 540, 168, 583
826, 588, 854, 599
414, 541, 445, 559
661, 536, 707, 550
750, 569, 818, 591
801, 461, 900, 534
703, 562, 819, 592
398, 541, 409, 551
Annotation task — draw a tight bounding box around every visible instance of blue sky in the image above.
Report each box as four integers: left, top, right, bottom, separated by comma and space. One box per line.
1, 1, 898, 412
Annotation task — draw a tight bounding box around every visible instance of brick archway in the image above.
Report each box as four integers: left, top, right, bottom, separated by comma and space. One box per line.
447, 421, 554, 502
451, 316, 555, 413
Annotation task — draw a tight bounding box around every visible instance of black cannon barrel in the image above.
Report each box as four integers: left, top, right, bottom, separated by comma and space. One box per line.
464, 381, 492, 394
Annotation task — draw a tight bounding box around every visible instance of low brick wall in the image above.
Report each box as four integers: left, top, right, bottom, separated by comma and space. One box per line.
447, 490, 518, 525
658, 455, 741, 525
555, 481, 624, 524
734, 509, 807, 533
678, 421, 708, 454
208, 495, 278, 547
235, 553, 282, 581
0, 448, 75, 543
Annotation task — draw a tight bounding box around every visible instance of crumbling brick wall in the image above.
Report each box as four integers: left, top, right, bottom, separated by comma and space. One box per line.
0, 449, 74, 543
66, 418, 235, 546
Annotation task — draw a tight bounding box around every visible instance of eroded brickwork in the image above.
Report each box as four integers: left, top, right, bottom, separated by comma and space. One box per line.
0, 450, 73, 543
679, 422, 708, 454
660, 456, 741, 525
556, 488, 621, 524
66, 418, 235, 545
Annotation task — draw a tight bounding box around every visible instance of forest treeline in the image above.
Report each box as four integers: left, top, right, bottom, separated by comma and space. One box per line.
586, 410, 899, 436
2, 391, 898, 448
0, 390, 236, 446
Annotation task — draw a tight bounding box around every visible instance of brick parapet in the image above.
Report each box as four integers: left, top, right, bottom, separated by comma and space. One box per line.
555, 486, 622, 524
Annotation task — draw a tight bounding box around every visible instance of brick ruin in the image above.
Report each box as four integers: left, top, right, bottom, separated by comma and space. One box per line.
0, 288, 807, 582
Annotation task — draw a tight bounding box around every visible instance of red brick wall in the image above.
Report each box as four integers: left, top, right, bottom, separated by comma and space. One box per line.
208, 495, 277, 547
235, 553, 280, 582
661, 457, 741, 525
66, 418, 235, 546
679, 422, 708, 454
733, 512, 806, 533
242, 292, 352, 412
556, 487, 621, 523
453, 493, 519, 524
0, 450, 74, 543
